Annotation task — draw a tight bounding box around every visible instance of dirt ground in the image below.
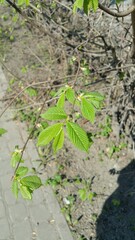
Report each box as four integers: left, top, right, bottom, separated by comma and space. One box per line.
1, 2, 135, 240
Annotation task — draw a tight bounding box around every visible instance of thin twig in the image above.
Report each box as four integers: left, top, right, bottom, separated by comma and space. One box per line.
12, 90, 51, 178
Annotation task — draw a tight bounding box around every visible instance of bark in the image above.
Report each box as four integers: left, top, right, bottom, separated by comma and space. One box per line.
131, 0, 135, 59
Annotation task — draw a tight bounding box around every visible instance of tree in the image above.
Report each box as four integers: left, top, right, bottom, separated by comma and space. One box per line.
0, 0, 133, 199
1, 0, 135, 57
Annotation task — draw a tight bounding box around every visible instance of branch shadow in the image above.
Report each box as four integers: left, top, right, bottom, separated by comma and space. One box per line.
96, 159, 135, 240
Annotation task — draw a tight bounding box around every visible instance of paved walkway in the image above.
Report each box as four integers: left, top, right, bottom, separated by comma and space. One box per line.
0, 66, 74, 240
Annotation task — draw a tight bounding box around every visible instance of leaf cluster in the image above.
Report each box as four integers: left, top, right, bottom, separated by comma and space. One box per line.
11, 147, 42, 199
12, 171, 42, 200
38, 85, 104, 153
73, 0, 99, 14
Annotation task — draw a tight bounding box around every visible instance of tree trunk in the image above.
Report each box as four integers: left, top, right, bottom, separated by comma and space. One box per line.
131, 0, 135, 58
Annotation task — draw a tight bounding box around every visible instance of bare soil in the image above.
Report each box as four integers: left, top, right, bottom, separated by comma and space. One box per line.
1, 2, 135, 240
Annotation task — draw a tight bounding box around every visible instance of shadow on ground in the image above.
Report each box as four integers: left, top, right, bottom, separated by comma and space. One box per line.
96, 159, 135, 240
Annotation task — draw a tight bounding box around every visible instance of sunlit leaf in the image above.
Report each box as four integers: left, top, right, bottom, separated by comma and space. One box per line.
12, 180, 19, 199
0, 128, 7, 137
10, 147, 24, 168
73, 0, 84, 13
41, 107, 67, 120
57, 93, 65, 108
78, 188, 87, 201
53, 128, 64, 153
81, 97, 95, 123
66, 122, 89, 152
16, 166, 28, 177
20, 185, 32, 200
88, 192, 97, 202
91, 0, 98, 12
66, 87, 75, 104
20, 175, 42, 190
37, 123, 62, 146
84, 92, 104, 102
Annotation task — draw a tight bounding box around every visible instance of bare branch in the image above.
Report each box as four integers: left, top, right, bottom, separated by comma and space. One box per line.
5, 0, 22, 15
98, 2, 135, 18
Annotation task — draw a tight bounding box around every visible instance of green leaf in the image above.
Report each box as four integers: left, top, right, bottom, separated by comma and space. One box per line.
73, 0, 84, 13
78, 188, 87, 201
25, 0, 30, 5
66, 87, 75, 104
92, 0, 98, 12
53, 128, 64, 153
54, 86, 67, 97
12, 180, 19, 199
16, 166, 28, 177
66, 122, 89, 152
57, 93, 65, 108
81, 97, 95, 123
65, 213, 71, 223
84, 92, 104, 109
84, 92, 104, 101
41, 107, 67, 120
116, 0, 124, 3
20, 175, 42, 190
17, 0, 30, 5
0, 128, 7, 136
83, 0, 92, 14
37, 123, 62, 146
11, 148, 24, 168
88, 192, 97, 202
25, 87, 37, 97
83, 0, 98, 13
20, 185, 32, 200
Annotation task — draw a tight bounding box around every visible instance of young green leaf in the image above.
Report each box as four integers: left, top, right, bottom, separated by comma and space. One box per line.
83, 92, 104, 109
25, 0, 30, 5
41, 107, 67, 120
16, 166, 28, 177
84, 92, 104, 101
54, 86, 67, 97
73, 0, 84, 13
83, 0, 92, 14
83, 0, 98, 13
92, 0, 98, 12
0, 128, 7, 137
88, 192, 97, 202
37, 123, 62, 146
11, 151, 24, 168
66, 122, 90, 152
66, 87, 75, 104
25, 87, 37, 97
78, 188, 87, 201
12, 180, 19, 199
20, 175, 42, 190
53, 128, 64, 153
57, 93, 65, 108
81, 97, 95, 123
20, 185, 32, 200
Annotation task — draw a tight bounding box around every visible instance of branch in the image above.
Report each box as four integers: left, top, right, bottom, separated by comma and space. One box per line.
98, 2, 135, 18
5, 0, 22, 15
